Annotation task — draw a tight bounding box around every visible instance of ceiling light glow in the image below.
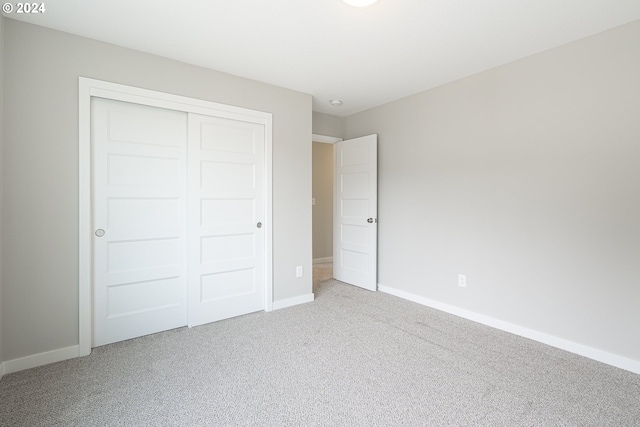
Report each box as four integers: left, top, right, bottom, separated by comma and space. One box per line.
343, 0, 378, 7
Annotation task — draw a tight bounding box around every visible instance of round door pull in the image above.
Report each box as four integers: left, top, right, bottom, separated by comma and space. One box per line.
95, 229, 105, 237
257, 222, 263, 228
367, 218, 374, 223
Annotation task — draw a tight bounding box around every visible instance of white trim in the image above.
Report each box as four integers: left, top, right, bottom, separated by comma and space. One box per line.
272, 293, 315, 311
79, 77, 274, 355
3, 346, 80, 375
78, 80, 91, 356
312, 134, 343, 144
311, 133, 339, 284
378, 284, 640, 375
265, 118, 274, 312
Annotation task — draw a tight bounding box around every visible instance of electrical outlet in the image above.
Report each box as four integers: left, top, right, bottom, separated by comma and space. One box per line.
296, 266, 303, 278
458, 274, 466, 288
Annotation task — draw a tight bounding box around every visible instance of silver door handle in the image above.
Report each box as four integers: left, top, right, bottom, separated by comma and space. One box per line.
95, 229, 105, 237
367, 218, 376, 224
257, 222, 262, 228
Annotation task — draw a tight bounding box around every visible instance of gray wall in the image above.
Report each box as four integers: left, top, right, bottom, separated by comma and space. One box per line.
312, 112, 344, 138
312, 142, 333, 260
344, 20, 640, 361
2, 19, 312, 362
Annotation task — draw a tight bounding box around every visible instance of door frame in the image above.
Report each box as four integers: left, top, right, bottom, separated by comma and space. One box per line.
312, 134, 343, 145
79, 77, 274, 356
312, 134, 378, 290
312, 134, 342, 266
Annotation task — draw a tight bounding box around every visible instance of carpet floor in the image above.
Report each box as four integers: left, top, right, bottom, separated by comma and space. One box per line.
1, 263, 639, 426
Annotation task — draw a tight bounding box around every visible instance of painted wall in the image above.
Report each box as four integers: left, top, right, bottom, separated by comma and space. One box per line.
312, 112, 344, 138
344, 20, 640, 362
2, 19, 312, 362
312, 142, 333, 260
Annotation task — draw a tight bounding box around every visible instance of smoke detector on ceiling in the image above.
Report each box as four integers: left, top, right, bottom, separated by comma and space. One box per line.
329, 99, 343, 107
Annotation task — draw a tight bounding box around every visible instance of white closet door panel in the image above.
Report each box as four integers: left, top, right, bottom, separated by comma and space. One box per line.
188, 114, 265, 327
92, 98, 188, 347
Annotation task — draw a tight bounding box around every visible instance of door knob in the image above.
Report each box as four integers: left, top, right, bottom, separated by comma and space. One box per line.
95, 229, 105, 237
257, 222, 263, 228
367, 218, 374, 223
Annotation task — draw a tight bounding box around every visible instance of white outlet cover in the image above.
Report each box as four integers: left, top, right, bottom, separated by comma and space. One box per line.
458, 274, 467, 288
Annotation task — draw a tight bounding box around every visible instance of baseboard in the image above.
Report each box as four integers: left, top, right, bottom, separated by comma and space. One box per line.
3, 345, 80, 375
378, 284, 640, 375
272, 293, 315, 310
313, 257, 333, 265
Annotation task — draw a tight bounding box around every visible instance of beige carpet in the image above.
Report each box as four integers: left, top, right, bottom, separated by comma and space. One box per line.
313, 261, 333, 288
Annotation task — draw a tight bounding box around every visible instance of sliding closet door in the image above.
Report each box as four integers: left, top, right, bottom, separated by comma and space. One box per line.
187, 114, 266, 326
92, 98, 188, 347
91, 96, 268, 347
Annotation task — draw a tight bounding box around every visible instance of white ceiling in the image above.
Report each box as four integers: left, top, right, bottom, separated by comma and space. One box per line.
5, 0, 640, 116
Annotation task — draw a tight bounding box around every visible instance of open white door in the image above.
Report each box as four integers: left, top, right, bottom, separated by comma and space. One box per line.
333, 134, 377, 291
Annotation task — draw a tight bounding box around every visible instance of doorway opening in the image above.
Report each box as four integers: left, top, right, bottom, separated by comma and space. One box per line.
312, 134, 341, 292
311, 133, 378, 292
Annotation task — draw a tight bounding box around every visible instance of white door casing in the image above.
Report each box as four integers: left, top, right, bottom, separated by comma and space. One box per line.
79, 78, 273, 356
188, 114, 265, 326
333, 134, 378, 291
92, 98, 189, 346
